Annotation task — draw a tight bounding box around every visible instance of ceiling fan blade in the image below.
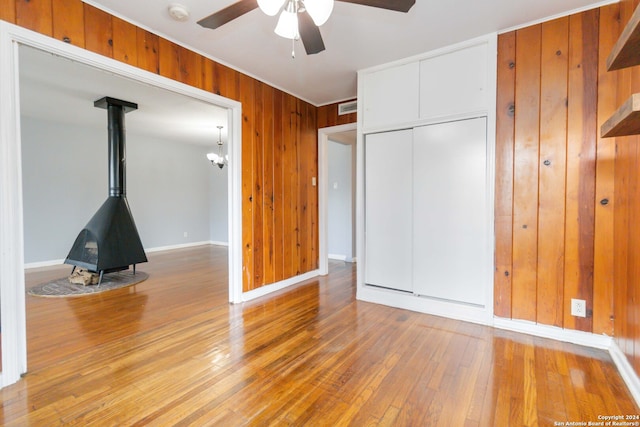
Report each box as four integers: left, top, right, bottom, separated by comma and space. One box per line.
337, 0, 415, 13
197, 0, 259, 29
299, 11, 325, 55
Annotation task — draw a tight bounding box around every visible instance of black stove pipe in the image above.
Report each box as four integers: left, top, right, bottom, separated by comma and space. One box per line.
64, 96, 147, 279
94, 96, 138, 197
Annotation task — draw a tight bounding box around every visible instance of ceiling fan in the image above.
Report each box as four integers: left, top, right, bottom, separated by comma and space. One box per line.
197, 0, 415, 56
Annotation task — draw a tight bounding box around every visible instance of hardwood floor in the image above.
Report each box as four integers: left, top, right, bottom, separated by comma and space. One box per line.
1, 245, 637, 425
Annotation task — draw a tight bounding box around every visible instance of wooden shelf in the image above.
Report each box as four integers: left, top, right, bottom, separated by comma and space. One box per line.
601, 94, 640, 137
607, 3, 640, 71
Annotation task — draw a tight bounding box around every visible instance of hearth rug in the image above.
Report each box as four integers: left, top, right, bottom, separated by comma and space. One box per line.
28, 270, 149, 298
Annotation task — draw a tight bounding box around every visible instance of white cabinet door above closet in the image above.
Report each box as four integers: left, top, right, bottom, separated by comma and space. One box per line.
419, 43, 488, 120
364, 129, 413, 292
362, 62, 419, 130
412, 117, 488, 305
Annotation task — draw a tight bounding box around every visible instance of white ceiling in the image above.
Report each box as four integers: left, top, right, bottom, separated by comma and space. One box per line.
84, 0, 612, 106
19, 45, 229, 146
330, 130, 356, 145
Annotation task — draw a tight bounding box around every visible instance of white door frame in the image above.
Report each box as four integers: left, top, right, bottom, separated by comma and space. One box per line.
318, 122, 357, 275
0, 21, 244, 387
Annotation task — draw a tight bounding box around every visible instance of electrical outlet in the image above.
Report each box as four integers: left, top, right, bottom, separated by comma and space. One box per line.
183, 231, 188, 238
571, 298, 586, 317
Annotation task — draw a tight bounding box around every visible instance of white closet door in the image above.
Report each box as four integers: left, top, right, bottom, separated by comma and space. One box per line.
364, 129, 413, 292
412, 117, 487, 305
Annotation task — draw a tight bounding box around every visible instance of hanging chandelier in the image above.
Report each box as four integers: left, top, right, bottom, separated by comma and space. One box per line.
207, 125, 228, 169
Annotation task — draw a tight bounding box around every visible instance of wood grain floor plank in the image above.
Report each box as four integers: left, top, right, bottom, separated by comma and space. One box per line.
1, 245, 636, 425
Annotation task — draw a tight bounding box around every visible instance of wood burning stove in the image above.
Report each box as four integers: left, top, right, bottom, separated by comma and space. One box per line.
64, 97, 147, 284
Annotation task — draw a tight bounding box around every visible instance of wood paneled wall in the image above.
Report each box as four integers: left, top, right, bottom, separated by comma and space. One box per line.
2, 0, 319, 292
495, 4, 619, 334
614, 0, 640, 375
317, 100, 357, 128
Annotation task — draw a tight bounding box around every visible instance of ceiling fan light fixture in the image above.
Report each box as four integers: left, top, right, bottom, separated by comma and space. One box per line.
304, 0, 333, 26
257, 0, 285, 16
274, 8, 300, 40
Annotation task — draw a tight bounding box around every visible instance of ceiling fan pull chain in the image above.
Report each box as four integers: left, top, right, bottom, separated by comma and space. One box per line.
291, 37, 296, 58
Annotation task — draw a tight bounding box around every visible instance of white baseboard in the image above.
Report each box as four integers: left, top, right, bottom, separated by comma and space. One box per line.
493, 317, 612, 349
24, 259, 65, 269
358, 285, 493, 326
25, 241, 225, 269
328, 254, 356, 263
242, 270, 320, 302
610, 340, 640, 407
494, 317, 640, 408
145, 240, 213, 253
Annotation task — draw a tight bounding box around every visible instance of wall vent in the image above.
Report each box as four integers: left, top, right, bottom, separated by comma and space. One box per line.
338, 100, 357, 115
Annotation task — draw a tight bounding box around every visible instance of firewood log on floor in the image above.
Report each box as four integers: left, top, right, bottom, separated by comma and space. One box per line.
68, 268, 100, 286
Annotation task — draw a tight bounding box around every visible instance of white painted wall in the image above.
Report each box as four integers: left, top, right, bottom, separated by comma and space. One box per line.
209, 156, 229, 244
21, 116, 227, 264
327, 139, 355, 261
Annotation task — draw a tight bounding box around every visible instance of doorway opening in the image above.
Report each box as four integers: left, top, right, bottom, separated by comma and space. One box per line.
318, 123, 357, 275
0, 22, 242, 386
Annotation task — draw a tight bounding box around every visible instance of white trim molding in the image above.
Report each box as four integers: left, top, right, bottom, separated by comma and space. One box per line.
359, 285, 494, 325
24, 241, 231, 269
610, 340, 640, 407
24, 259, 66, 269
498, 0, 619, 34
0, 20, 243, 387
493, 317, 612, 349
0, 20, 27, 387
145, 241, 215, 254
318, 122, 357, 276
242, 270, 320, 302
495, 317, 640, 408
